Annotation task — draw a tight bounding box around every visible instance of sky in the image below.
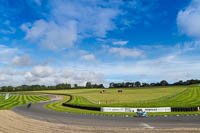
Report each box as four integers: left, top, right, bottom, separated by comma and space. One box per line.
0, 0, 200, 87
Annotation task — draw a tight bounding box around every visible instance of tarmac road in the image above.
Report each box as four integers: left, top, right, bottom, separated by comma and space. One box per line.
12, 100, 200, 129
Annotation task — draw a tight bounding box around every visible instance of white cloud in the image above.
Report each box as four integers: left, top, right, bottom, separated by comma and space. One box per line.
51, 0, 120, 38
31, 66, 54, 78
0, 45, 20, 64
113, 40, 128, 46
1, 41, 200, 86
20, 0, 156, 50
20, 1, 122, 50
21, 20, 77, 50
0, 65, 105, 86
89, 53, 200, 83
177, 0, 200, 38
23, 67, 104, 86
175, 40, 200, 54
80, 54, 96, 61
24, 66, 104, 86
11, 55, 33, 67
109, 47, 144, 58
58, 68, 104, 86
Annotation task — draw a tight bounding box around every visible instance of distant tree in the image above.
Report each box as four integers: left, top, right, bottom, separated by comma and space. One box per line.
74, 84, 78, 89
135, 81, 141, 87
142, 83, 149, 87
86, 82, 92, 88
56, 83, 71, 89
150, 83, 156, 86
125, 82, 134, 88
160, 80, 168, 86
98, 84, 104, 88
174, 80, 183, 85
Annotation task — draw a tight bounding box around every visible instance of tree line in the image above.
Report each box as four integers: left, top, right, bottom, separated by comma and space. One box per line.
0, 79, 200, 92
0, 82, 104, 92
109, 79, 200, 88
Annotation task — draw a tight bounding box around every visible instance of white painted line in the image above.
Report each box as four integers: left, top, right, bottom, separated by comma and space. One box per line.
141, 123, 154, 129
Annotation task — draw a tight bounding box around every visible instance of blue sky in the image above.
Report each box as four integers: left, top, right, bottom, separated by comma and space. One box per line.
0, 0, 200, 86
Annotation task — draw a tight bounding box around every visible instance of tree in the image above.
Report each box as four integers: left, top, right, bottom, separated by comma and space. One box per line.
86, 82, 92, 88
56, 83, 71, 89
142, 82, 149, 87
160, 80, 168, 86
135, 81, 141, 87
74, 84, 78, 89
98, 84, 104, 88
174, 80, 183, 85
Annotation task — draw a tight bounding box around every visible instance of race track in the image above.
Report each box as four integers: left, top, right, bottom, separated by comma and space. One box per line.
12, 100, 200, 129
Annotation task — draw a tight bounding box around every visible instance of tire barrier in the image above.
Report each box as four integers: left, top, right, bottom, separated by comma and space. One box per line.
61, 94, 101, 111
171, 107, 199, 112
62, 103, 101, 111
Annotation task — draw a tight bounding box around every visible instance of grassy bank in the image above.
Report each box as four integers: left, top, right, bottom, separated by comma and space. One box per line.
45, 85, 200, 115
0, 95, 50, 109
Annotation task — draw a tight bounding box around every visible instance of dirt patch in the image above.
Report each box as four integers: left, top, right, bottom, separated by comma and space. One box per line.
0, 110, 199, 133
46, 95, 63, 101
38, 94, 63, 103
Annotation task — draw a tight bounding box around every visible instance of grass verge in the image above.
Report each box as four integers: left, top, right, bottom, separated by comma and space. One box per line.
45, 96, 200, 116
0, 94, 50, 110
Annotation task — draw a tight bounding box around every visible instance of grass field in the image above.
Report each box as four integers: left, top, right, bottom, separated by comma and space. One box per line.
44, 85, 200, 115
66, 85, 200, 108
0, 94, 50, 109
2, 85, 199, 115
45, 95, 200, 116
38, 85, 187, 105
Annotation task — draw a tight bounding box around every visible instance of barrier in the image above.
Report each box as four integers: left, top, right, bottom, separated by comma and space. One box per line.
101, 107, 171, 112
62, 103, 101, 111
61, 94, 200, 113
171, 107, 199, 112
100, 107, 126, 112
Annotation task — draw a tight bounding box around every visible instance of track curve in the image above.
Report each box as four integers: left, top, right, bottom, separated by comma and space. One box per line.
12, 100, 200, 128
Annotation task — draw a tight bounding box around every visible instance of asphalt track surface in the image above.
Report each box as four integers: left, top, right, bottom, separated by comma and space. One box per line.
12, 101, 200, 129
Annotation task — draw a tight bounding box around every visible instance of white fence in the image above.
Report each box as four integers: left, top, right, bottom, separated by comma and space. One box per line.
101, 107, 171, 112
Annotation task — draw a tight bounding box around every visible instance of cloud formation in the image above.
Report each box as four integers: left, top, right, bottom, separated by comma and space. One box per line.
177, 0, 200, 38
20, 0, 124, 50
51, 0, 120, 38
21, 20, 77, 50
80, 54, 96, 62
0, 45, 20, 64
109, 47, 144, 58
23, 66, 105, 86
113, 40, 128, 46
11, 55, 33, 67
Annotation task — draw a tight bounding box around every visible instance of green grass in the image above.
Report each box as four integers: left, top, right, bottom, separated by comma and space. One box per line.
40, 85, 200, 108
33, 85, 200, 115
45, 96, 138, 115
64, 85, 200, 108
45, 96, 200, 116
36, 85, 187, 105
0, 94, 50, 109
